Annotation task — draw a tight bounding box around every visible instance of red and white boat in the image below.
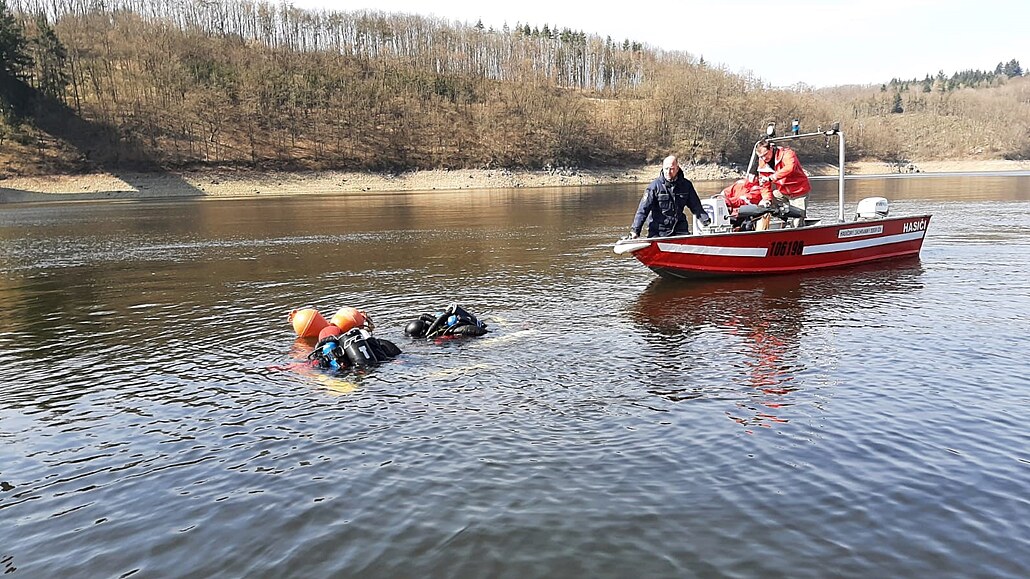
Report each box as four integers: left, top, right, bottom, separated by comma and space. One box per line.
613, 125, 931, 279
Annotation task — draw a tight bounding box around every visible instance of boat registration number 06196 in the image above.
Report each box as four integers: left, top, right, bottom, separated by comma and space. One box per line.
769, 240, 804, 257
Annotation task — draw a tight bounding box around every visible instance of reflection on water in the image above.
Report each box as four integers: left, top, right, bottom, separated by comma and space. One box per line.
631, 259, 925, 430
1, 174, 1029, 578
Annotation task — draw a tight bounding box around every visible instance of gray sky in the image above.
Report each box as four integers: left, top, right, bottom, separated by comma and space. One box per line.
287, 0, 1028, 87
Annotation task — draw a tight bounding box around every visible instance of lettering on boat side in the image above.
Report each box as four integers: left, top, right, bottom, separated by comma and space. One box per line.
838, 225, 883, 239
903, 219, 928, 233
769, 240, 804, 257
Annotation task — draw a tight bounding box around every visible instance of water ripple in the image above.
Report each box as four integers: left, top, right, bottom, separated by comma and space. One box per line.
2, 181, 1029, 577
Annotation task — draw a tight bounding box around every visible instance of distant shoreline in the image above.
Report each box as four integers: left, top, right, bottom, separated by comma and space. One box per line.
2, 159, 1028, 203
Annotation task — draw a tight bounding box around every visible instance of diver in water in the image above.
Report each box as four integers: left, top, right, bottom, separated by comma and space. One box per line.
308, 327, 401, 372
404, 304, 488, 339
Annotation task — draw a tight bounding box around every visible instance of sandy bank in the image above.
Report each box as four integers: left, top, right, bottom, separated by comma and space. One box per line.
2, 160, 1028, 203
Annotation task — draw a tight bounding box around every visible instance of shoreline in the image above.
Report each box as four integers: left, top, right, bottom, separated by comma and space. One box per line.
2, 159, 1028, 203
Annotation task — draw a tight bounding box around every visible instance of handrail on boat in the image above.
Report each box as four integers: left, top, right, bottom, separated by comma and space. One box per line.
744, 123, 846, 223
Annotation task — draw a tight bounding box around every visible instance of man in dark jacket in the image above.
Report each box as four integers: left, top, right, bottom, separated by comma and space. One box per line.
629, 155, 711, 238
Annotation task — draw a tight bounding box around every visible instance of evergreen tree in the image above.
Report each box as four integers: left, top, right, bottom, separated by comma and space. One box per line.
1002, 59, 1022, 77
31, 13, 68, 99
0, 0, 32, 77
891, 92, 904, 114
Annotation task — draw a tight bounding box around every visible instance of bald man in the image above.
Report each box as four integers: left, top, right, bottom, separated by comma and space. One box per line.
629, 155, 711, 238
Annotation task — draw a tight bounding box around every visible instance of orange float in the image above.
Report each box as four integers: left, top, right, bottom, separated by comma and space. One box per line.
318, 324, 343, 340
330, 307, 369, 332
289, 308, 329, 338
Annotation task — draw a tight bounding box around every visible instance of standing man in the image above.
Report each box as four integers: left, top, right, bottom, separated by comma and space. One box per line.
755, 139, 811, 226
629, 155, 711, 238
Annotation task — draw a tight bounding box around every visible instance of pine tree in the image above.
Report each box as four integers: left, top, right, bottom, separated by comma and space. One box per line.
0, 0, 32, 77
891, 92, 904, 114
1002, 59, 1022, 77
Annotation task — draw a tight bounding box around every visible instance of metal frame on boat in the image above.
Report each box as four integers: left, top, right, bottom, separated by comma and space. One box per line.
613, 123, 932, 279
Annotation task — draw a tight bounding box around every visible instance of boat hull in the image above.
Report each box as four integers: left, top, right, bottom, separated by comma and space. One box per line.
615, 215, 931, 279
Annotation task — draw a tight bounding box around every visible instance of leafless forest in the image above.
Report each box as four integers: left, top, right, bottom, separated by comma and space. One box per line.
2, 0, 1027, 176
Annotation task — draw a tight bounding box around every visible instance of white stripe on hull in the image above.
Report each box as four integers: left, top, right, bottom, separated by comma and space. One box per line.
656, 243, 768, 258
803, 231, 926, 255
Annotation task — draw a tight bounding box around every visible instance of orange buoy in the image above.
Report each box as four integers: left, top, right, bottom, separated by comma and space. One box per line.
330, 307, 368, 332
318, 324, 343, 340
289, 308, 329, 338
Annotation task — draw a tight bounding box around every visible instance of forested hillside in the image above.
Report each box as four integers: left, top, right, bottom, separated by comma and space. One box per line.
1, 0, 1027, 177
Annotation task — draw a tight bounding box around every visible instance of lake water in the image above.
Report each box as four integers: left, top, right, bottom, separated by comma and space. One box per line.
1, 173, 1029, 577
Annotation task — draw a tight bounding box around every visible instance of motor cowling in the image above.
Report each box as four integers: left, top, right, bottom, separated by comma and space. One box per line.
856, 197, 889, 220
695, 196, 732, 233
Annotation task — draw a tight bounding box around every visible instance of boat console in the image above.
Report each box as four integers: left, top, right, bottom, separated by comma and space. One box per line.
694, 196, 806, 234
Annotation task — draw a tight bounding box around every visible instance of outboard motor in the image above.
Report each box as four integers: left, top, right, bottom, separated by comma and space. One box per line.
856, 197, 890, 220
694, 196, 731, 233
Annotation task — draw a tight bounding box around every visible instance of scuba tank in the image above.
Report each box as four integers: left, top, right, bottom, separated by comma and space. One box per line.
405, 304, 488, 340
440, 304, 487, 337
341, 328, 379, 367
308, 328, 401, 372
447, 322, 488, 337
